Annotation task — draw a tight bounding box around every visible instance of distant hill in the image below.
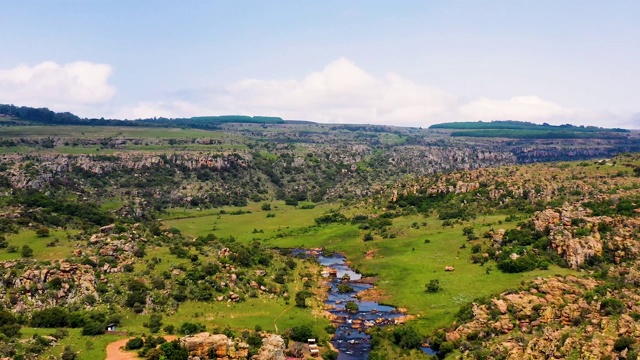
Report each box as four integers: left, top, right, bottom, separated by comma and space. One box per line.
429, 120, 629, 139
0, 103, 283, 130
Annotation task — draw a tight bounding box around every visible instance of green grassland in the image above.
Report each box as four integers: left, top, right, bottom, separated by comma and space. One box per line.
0, 229, 80, 261
0, 126, 228, 139
22, 327, 123, 360
166, 204, 577, 334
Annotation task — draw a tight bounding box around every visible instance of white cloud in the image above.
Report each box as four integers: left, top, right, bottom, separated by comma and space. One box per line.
216, 58, 458, 126
459, 96, 581, 123
115, 58, 459, 126
105, 58, 638, 128
0, 61, 116, 112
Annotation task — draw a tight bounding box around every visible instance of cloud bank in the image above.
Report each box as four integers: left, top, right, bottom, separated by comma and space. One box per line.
1, 59, 635, 128
0, 61, 116, 113
119, 58, 632, 127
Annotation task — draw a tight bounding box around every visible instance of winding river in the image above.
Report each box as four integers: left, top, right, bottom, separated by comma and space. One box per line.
317, 254, 405, 360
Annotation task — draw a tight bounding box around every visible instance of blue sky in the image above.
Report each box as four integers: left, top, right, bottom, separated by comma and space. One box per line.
1, 1, 638, 128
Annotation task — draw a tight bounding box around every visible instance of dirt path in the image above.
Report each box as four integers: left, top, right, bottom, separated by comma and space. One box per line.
105, 336, 177, 360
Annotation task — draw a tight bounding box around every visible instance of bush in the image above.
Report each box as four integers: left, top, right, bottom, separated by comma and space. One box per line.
337, 284, 354, 293
391, 326, 422, 349
31, 307, 68, 328
425, 279, 441, 293
178, 322, 206, 335
322, 350, 338, 360
61, 346, 77, 360
295, 290, 312, 308
82, 320, 105, 336
164, 324, 175, 334
21, 245, 33, 258
614, 336, 635, 352
601, 298, 626, 316
456, 302, 474, 322
144, 314, 163, 334
314, 212, 347, 225
36, 227, 50, 237
289, 325, 313, 342
345, 301, 359, 312
125, 337, 144, 350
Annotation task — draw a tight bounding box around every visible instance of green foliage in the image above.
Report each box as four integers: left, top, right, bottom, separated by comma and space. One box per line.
345, 301, 359, 312
584, 197, 640, 217
314, 212, 348, 226
178, 322, 206, 335
288, 325, 313, 342
125, 337, 144, 350
322, 350, 338, 360
337, 284, 354, 293
61, 346, 77, 360
0, 309, 20, 338
600, 298, 626, 316
391, 326, 423, 349
81, 320, 105, 336
497, 255, 539, 273
21, 245, 33, 258
425, 279, 441, 293
456, 302, 475, 322
144, 314, 163, 334
31, 307, 69, 328
125, 279, 148, 310
157, 340, 189, 360
35, 227, 50, 237
614, 336, 635, 352
295, 290, 312, 308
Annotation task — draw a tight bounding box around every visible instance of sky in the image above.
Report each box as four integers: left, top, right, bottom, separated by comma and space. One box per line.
0, 1, 639, 128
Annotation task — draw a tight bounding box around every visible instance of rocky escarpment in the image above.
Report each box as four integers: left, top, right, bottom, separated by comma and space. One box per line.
0, 260, 98, 311
388, 154, 640, 212
533, 204, 640, 269
446, 272, 640, 360
179, 332, 285, 360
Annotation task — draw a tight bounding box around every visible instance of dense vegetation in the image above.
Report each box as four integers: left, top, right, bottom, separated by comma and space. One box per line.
0, 103, 283, 129
1, 108, 640, 359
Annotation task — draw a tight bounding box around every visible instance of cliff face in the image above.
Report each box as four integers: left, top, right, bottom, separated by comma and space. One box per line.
179, 333, 285, 360
0, 260, 98, 311
447, 273, 640, 360
531, 205, 640, 269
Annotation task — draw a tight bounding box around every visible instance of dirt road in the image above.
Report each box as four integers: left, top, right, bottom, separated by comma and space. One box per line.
105, 336, 177, 360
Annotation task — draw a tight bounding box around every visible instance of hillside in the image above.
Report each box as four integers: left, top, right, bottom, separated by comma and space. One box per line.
1, 113, 640, 359
430, 120, 630, 139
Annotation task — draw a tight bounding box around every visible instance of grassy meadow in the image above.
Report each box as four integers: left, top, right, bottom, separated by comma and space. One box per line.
165, 202, 578, 334
22, 327, 123, 360
0, 229, 80, 261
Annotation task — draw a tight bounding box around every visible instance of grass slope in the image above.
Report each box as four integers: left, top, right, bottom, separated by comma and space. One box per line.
166, 204, 578, 334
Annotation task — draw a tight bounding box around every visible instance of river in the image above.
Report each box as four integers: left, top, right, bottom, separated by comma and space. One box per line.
317, 254, 405, 360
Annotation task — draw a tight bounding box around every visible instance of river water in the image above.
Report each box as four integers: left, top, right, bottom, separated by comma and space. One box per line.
317, 254, 405, 360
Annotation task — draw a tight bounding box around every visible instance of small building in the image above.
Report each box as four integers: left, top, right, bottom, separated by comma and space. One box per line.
106, 323, 117, 332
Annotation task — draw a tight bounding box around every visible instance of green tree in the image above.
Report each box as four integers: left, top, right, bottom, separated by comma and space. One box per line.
61, 346, 77, 360
345, 301, 359, 312
289, 325, 313, 342
21, 245, 33, 258
295, 290, 312, 308
125, 337, 144, 350
144, 314, 163, 334
35, 227, 50, 237
425, 279, 441, 293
